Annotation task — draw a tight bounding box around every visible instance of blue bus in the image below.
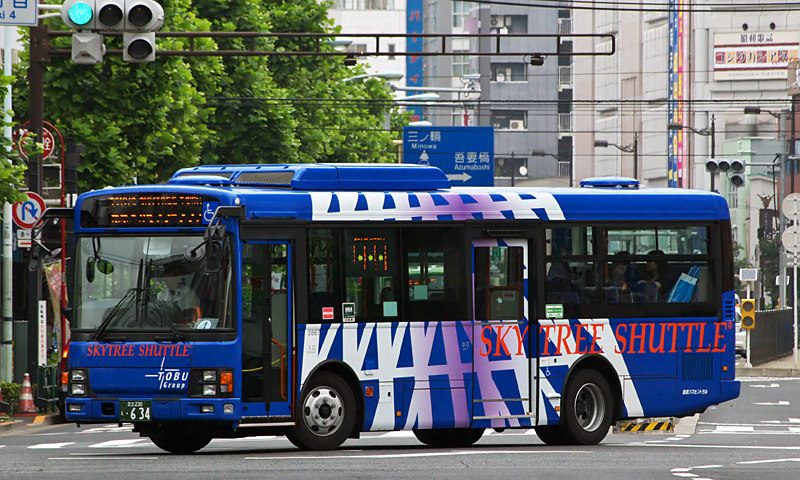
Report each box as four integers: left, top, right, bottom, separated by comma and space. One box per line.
35, 164, 739, 453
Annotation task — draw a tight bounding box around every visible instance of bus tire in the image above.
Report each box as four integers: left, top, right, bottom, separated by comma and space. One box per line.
290, 372, 356, 451
149, 426, 212, 454
562, 369, 613, 445
533, 425, 566, 445
413, 428, 484, 447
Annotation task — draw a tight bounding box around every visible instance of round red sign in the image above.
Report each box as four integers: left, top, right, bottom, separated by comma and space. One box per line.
16, 128, 55, 160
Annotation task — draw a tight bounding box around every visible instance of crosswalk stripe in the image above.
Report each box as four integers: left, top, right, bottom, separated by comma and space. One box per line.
29, 442, 75, 449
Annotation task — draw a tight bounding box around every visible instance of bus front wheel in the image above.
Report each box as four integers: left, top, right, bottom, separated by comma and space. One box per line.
562, 369, 613, 445
148, 425, 212, 454
288, 372, 357, 451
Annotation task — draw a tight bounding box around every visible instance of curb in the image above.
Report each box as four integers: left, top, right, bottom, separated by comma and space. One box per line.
0, 413, 64, 436
736, 367, 800, 378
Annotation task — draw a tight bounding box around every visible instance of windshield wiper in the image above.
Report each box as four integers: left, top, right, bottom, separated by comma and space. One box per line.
93, 288, 138, 341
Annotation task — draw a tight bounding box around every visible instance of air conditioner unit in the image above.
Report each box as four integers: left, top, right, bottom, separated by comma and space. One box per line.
490, 15, 506, 28
496, 67, 513, 82
508, 120, 525, 131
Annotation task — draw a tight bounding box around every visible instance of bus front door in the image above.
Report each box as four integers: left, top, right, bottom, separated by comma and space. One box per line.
472, 238, 534, 428
241, 240, 293, 418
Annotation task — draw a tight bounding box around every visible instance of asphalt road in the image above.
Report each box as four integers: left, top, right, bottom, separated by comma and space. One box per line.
2, 376, 800, 480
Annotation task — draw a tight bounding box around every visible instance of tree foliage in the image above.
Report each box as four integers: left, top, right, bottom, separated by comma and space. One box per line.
12, 0, 401, 192
0, 75, 28, 205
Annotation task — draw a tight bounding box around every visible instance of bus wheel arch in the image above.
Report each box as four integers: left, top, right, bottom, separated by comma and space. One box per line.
557, 356, 620, 445
288, 363, 362, 450
566, 355, 623, 422
303, 360, 364, 439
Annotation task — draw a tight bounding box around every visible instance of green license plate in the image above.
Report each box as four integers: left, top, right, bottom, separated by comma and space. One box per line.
119, 400, 152, 422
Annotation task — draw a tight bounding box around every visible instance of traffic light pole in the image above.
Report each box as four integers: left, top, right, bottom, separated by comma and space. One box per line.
780, 110, 788, 309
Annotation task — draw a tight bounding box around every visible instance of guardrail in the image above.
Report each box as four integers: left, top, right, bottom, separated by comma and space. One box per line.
35, 364, 60, 413
750, 308, 794, 366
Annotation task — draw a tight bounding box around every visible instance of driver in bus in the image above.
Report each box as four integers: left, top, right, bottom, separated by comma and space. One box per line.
157, 272, 200, 312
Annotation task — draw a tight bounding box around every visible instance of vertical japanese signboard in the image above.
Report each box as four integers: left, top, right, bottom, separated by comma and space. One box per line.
406, 0, 424, 121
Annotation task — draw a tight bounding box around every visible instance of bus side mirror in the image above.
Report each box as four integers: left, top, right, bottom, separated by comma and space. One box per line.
205, 240, 222, 273
28, 244, 44, 272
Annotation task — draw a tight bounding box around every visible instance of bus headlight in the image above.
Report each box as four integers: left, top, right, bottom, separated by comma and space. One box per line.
203, 384, 216, 396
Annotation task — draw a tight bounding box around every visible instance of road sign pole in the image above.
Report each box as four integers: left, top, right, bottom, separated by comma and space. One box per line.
781, 193, 800, 370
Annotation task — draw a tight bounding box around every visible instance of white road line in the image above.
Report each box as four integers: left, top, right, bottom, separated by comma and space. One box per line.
50, 456, 159, 460
715, 426, 754, 433
245, 449, 588, 460
753, 401, 790, 406
29, 442, 75, 449
737, 458, 800, 465
88, 439, 150, 448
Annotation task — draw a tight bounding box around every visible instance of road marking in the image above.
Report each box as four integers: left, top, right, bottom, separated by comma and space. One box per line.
29, 442, 75, 449
89, 439, 150, 448
715, 426, 754, 432
245, 449, 589, 460
50, 456, 159, 460
754, 401, 790, 406
749, 383, 780, 388
737, 458, 800, 465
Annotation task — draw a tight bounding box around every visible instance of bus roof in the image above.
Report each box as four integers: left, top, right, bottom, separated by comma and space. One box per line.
80, 164, 730, 224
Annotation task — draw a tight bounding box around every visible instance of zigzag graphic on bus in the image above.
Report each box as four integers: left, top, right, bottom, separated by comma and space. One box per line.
309, 191, 566, 222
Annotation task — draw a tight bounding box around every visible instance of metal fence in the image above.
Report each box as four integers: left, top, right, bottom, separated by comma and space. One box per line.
750, 308, 794, 366
35, 364, 59, 413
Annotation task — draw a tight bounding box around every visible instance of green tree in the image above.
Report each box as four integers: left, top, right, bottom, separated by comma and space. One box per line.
12, 0, 402, 194
13, 0, 224, 190
0, 75, 28, 205
194, 0, 400, 165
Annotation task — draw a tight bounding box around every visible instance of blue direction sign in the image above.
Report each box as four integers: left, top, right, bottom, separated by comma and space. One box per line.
403, 126, 494, 186
0, 0, 37, 26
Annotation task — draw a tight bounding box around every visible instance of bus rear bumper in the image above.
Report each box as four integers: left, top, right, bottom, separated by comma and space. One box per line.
720, 379, 740, 403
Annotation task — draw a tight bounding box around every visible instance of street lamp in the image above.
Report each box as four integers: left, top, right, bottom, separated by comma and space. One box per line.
343, 71, 404, 82
668, 114, 715, 191
594, 134, 638, 181
531, 150, 570, 186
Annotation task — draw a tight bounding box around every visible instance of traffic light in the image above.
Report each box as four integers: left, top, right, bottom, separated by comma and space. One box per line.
705, 158, 745, 187
729, 158, 745, 188
62, 0, 97, 30
61, 0, 164, 63
741, 298, 755, 330
123, 1, 165, 63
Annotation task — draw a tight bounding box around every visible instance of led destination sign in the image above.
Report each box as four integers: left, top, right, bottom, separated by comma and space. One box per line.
80, 193, 218, 228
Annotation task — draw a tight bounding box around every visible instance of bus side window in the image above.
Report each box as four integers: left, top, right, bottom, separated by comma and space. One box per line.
474, 246, 523, 320
404, 228, 465, 322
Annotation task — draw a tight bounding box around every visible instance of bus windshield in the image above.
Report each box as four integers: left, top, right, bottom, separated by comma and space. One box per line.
73, 235, 234, 333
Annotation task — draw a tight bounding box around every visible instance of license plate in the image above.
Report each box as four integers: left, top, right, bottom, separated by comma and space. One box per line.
119, 400, 152, 422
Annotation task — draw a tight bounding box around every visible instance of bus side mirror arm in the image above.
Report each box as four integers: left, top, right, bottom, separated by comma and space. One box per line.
183, 206, 243, 272
27, 208, 73, 272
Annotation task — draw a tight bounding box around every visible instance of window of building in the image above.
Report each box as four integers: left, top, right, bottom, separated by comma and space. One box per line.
491, 63, 527, 82
453, 1, 470, 28
495, 157, 528, 179
338, 0, 395, 9
452, 51, 470, 78
491, 110, 526, 130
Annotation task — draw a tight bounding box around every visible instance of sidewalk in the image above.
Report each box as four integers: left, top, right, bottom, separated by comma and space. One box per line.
737, 354, 800, 377
0, 412, 63, 436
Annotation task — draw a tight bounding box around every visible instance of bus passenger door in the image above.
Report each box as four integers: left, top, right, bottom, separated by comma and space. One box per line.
472, 238, 534, 428
241, 240, 293, 417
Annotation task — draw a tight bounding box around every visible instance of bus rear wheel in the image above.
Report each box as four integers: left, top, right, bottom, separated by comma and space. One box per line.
413, 428, 484, 447
148, 425, 212, 454
562, 369, 613, 445
288, 372, 356, 451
